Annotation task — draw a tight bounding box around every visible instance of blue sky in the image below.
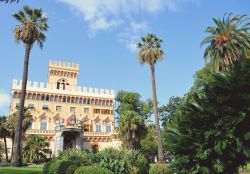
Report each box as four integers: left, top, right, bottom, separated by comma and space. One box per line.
0, 0, 249, 115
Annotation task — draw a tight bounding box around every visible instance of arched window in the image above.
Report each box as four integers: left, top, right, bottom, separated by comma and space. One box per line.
40, 119, 47, 130
57, 78, 70, 90
92, 144, 99, 153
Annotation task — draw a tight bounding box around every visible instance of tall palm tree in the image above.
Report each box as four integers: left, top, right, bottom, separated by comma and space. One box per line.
201, 13, 250, 70
11, 6, 48, 166
0, 116, 9, 161
137, 33, 164, 163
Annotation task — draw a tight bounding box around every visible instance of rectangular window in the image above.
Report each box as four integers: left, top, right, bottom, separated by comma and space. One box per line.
28, 104, 35, 110
84, 108, 89, 114
93, 109, 100, 114
42, 105, 49, 110
106, 125, 112, 132
70, 107, 76, 112
15, 103, 20, 109
40, 119, 47, 130
96, 125, 101, 132
56, 106, 62, 112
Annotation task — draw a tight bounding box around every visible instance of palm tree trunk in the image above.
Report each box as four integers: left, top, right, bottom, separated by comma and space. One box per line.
150, 64, 164, 163
11, 43, 31, 167
4, 136, 8, 161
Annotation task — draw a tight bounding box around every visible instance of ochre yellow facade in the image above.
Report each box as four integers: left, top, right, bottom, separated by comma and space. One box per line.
7, 60, 121, 156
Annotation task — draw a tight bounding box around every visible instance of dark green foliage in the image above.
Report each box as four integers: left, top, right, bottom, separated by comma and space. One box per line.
140, 126, 158, 162
159, 96, 183, 127
43, 159, 80, 174
167, 60, 250, 174
133, 154, 149, 174
116, 91, 150, 149
74, 166, 112, 174
56, 149, 91, 165
149, 164, 169, 174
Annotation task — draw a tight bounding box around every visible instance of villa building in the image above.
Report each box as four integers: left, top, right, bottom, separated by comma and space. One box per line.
7, 60, 121, 156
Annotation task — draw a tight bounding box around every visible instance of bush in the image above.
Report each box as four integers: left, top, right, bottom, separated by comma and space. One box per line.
43, 159, 80, 174
95, 149, 130, 174
149, 164, 169, 174
121, 149, 149, 174
74, 166, 112, 174
57, 149, 91, 165
134, 155, 149, 174
93, 148, 149, 174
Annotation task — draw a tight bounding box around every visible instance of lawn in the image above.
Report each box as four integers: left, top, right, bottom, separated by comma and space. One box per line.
0, 167, 42, 174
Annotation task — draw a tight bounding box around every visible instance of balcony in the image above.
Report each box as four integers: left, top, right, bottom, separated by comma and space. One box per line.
83, 132, 112, 136
25, 129, 55, 135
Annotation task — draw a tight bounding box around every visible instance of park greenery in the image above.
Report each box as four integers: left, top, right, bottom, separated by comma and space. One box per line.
0, 5, 250, 174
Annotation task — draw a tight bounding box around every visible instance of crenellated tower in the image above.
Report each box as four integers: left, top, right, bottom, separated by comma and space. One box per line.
48, 60, 80, 88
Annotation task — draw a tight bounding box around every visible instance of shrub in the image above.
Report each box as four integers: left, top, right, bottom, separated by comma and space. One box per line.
43, 159, 80, 174
121, 149, 149, 174
93, 148, 149, 174
149, 164, 169, 174
95, 149, 130, 174
57, 149, 91, 165
74, 166, 112, 174
134, 154, 149, 174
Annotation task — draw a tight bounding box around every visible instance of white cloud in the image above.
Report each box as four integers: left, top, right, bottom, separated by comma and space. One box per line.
118, 21, 149, 52
58, 0, 198, 50
0, 89, 10, 115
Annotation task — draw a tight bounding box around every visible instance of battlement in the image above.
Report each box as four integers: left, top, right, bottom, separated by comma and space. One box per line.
49, 60, 79, 71
12, 80, 115, 99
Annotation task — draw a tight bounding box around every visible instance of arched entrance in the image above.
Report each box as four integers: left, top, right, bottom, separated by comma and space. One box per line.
92, 144, 99, 153
63, 132, 76, 150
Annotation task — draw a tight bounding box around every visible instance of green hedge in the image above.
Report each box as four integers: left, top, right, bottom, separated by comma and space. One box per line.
74, 166, 112, 174
149, 164, 169, 174
43, 159, 80, 174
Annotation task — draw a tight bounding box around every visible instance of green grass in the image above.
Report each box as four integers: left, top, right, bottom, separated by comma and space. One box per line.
0, 167, 42, 174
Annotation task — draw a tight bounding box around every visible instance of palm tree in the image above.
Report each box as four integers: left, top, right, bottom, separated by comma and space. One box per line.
23, 135, 49, 163
6, 107, 33, 159
118, 111, 147, 149
201, 13, 250, 70
11, 6, 48, 166
137, 33, 164, 163
0, 116, 9, 161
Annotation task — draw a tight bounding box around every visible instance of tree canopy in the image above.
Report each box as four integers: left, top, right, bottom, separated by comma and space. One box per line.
166, 60, 250, 174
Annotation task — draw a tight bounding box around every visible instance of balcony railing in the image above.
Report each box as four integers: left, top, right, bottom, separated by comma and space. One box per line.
25, 129, 55, 135
83, 132, 112, 136
25, 129, 117, 137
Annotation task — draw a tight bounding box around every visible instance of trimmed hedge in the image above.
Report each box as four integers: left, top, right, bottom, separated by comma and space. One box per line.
74, 166, 112, 174
43, 159, 80, 174
149, 164, 169, 174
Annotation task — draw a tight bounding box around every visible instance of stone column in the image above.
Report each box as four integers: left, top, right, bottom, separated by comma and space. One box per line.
54, 131, 64, 157
75, 132, 83, 150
